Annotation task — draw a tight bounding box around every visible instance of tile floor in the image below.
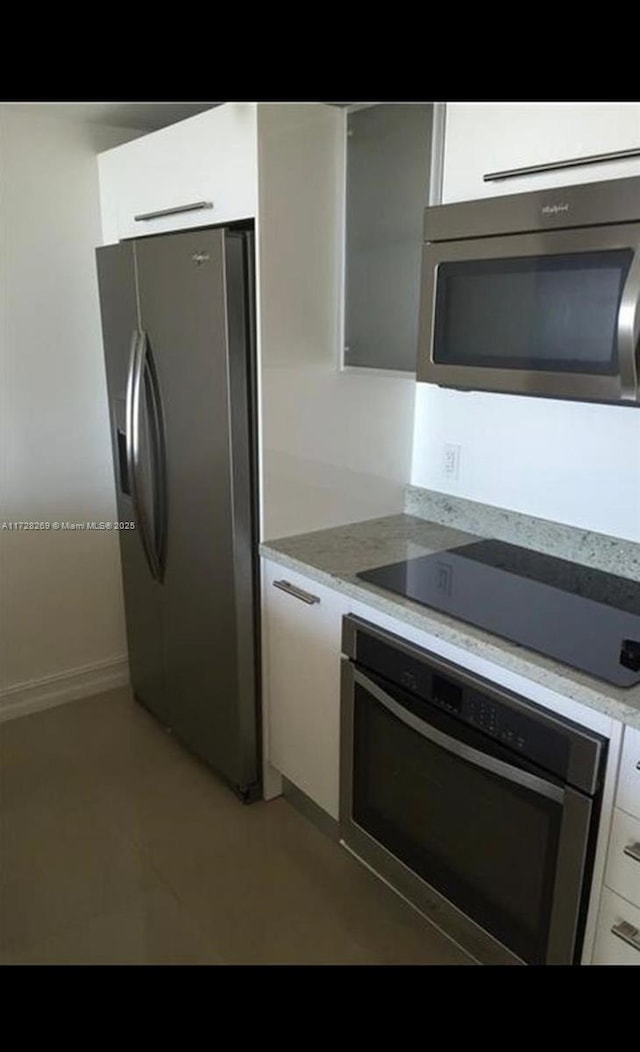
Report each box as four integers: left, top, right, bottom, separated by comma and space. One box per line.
0, 688, 471, 965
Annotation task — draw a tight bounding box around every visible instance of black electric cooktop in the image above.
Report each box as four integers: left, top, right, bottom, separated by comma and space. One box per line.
357, 539, 640, 688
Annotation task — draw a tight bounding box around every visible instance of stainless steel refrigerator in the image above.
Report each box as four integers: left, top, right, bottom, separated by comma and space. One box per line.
96, 226, 261, 801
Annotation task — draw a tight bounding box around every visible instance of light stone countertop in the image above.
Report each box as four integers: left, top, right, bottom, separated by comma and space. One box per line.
260, 514, 640, 731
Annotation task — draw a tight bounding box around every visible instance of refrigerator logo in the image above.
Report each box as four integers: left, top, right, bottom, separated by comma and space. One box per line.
192, 252, 210, 266
541, 203, 570, 216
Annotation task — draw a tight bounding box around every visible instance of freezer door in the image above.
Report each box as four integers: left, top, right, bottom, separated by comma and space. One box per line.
96, 243, 167, 712
134, 228, 259, 795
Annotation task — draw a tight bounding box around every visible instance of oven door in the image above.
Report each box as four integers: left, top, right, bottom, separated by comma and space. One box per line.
340, 662, 595, 966
416, 223, 640, 405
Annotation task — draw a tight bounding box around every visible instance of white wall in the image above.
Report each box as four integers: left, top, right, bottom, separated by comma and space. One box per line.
0, 109, 143, 701
262, 366, 416, 538
411, 384, 640, 542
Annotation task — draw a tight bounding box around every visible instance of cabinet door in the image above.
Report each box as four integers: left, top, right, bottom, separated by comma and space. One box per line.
98, 104, 258, 243
263, 560, 348, 820
618, 725, 640, 820
604, 809, 640, 908
442, 102, 640, 204
593, 888, 640, 965
344, 104, 433, 371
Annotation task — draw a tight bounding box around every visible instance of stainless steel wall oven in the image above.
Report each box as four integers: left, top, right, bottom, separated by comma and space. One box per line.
340, 616, 608, 965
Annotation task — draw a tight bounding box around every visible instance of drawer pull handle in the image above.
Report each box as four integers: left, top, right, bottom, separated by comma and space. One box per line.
273, 579, 320, 605
611, 920, 640, 952
623, 841, 640, 863
484, 147, 640, 183
134, 201, 214, 222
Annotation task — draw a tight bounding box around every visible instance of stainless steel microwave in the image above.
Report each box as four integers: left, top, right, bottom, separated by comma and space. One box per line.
417, 176, 640, 405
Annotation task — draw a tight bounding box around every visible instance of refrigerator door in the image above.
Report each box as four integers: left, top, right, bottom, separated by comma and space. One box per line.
134, 228, 259, 796
96, 243, 167, 713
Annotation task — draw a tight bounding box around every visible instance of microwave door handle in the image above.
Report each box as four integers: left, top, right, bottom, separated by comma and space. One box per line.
353, 669, 564, 804
617, 250, 640, 400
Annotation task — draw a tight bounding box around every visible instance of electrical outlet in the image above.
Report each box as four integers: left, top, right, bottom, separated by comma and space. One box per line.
443, 443, 461, 480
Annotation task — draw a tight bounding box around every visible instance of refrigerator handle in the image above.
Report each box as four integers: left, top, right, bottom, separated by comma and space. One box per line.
124, 329, 139, 499
140, 331, 168, 582
126, 329, 162, 583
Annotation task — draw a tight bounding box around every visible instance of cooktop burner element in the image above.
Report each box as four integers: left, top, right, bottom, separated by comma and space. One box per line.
357, 539, 640, 687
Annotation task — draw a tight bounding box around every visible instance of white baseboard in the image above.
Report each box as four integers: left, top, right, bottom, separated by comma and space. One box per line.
0, 656, 130, 723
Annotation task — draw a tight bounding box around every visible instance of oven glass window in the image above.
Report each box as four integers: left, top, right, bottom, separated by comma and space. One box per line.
352, 686, 563, 964
433, 250, 632, 373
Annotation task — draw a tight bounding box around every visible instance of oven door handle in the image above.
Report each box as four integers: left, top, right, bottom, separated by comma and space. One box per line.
354, 669, 565, 804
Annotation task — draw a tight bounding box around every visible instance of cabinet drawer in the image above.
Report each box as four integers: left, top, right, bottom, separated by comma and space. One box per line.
99, 104, 258, 243
605, 809, 640, 907
618, 725, 640, 820
593, 887, 640, 965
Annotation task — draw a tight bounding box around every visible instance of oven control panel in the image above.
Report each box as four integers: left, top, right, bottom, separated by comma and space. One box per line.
357, 631, 571, 780
430, 674, 570, 777
466, 693, 527, 751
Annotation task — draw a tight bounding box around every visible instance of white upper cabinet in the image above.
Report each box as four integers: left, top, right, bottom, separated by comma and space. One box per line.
98, 105, 258, 242
441, 102, 640, 204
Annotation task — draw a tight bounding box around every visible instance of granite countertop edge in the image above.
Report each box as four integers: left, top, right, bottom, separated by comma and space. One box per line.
260, 515, 640, 732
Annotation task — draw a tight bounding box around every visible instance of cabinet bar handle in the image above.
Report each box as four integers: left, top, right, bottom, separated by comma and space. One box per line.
134, 201, 213, 222
611, 920, 640, 952
623, 841, 640, 863
484, 147, 640, 183
272, 579, 320, 605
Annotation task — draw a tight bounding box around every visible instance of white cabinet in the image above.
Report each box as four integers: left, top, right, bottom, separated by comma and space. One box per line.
98, 105, 258, 243
593, 888, 640, 965
441, 102, 640, 204
617, 724, 640, 820
592, 724, 640, 964
604, 809, 640, 907
262, 560, 348, 820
